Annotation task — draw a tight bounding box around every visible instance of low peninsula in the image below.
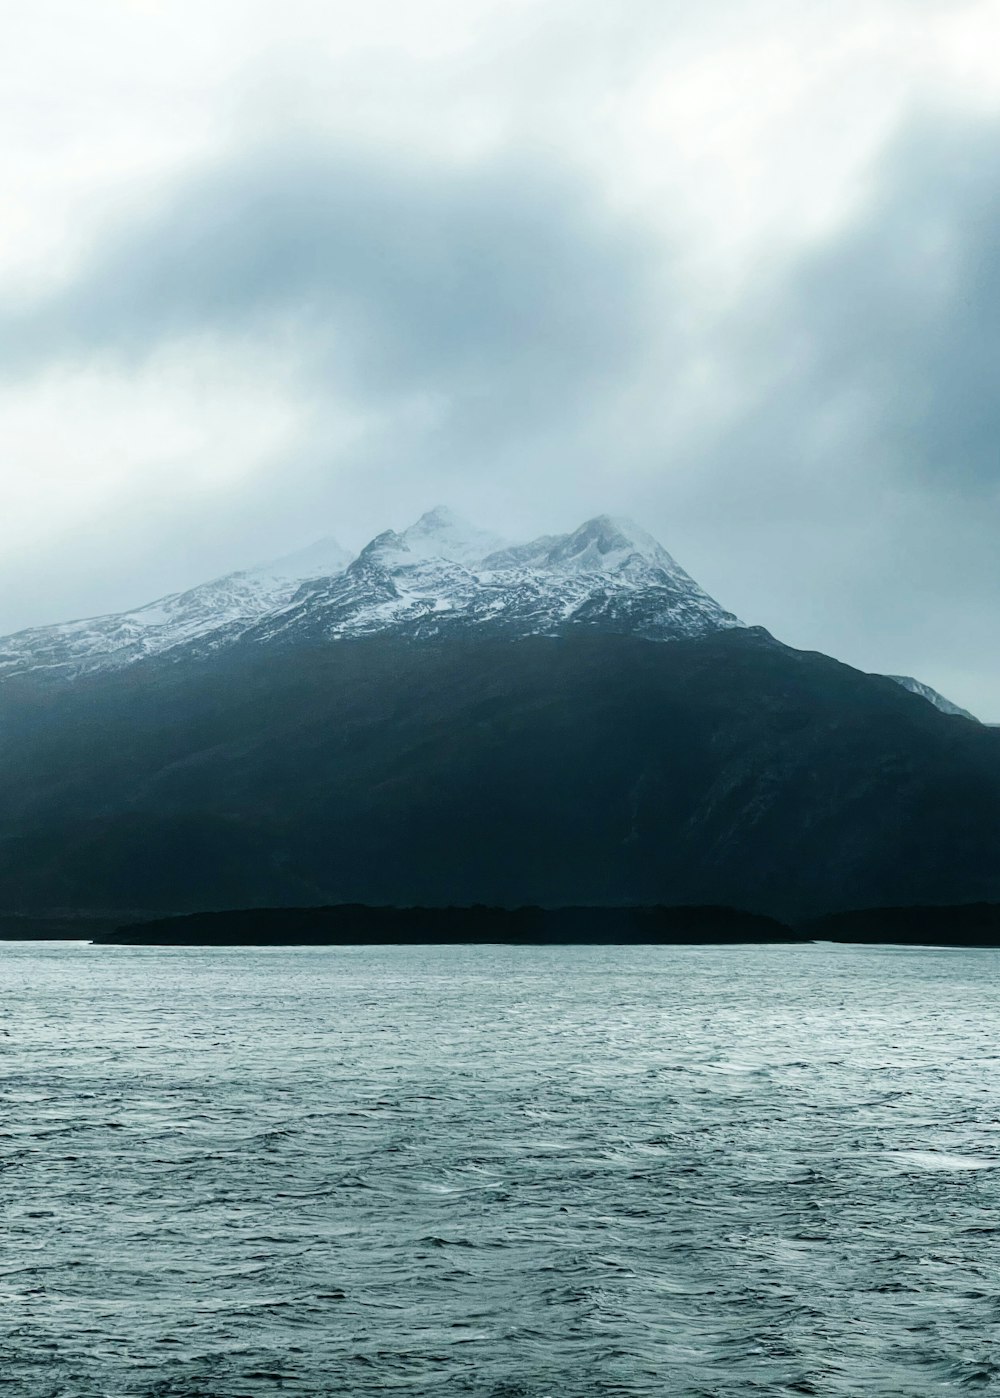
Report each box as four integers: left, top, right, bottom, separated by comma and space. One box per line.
93, 904, 799, 946
85, 901, 1000, 947
802, 902, 1000, 947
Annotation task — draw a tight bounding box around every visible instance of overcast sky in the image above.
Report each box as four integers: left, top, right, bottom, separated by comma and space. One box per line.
3, 0, 999, 714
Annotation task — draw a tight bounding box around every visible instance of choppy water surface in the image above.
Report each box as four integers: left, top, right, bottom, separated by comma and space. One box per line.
2, 942, 1000, 1396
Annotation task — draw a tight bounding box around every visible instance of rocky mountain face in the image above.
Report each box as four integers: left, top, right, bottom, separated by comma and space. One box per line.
0, 509, 741, 680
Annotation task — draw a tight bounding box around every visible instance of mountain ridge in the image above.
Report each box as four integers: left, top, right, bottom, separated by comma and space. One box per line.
0, 508, 976, 719
0, 508, 744, 681
0, 534, 353, 681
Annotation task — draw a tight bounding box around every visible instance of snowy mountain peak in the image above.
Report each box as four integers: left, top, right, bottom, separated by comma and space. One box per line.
0, 508, 742, 680
253, 535, 353, 582
400, 507, 508, 566
237, 509, 744, 651
412, 505, 465, 530
545, 515, 678, 574
352, 529, 408, 568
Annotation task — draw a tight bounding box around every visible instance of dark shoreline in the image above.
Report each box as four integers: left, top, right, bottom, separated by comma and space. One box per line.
0, 913, 134, 942
90, 904, 797, 946
28, 900, 994, 948
3, 903, 999, 948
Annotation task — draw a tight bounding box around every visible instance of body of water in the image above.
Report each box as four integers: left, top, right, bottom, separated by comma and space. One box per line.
2, 940, 999, 1396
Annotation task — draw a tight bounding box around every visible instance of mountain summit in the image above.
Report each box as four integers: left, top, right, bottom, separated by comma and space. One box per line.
399, 506, 508, 565
244, 510, 742, 653
0, 511, 742, 680
522, 515, 677, 574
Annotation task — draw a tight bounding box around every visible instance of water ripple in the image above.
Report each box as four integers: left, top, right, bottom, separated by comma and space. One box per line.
2, 940, 999, 1395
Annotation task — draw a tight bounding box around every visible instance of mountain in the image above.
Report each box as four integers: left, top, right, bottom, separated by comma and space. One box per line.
0, 535, 352, 681
886, 675, 978, 722
0, 509, 996, 922
245, 510, 743, 650
397, 504, 508, 565
0, 628, 998, 920
0, 510, 741, 681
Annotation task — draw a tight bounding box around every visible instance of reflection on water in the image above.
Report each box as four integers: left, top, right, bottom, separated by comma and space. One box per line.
2, 940, 999, 1395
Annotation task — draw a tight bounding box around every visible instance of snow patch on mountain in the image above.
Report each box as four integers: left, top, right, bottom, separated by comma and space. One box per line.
887, 675, 979, 722
246, 512, 744, 650
0, 536, 353, 680
401, 507, 508, 565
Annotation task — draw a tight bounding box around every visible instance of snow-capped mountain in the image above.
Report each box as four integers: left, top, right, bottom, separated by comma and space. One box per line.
0, 509, 741, 681
2, 508, 997, 919
243, 509, 743, 650
394, 505, 508, 566
887, 674, 979, 722
0, 536, 352, 680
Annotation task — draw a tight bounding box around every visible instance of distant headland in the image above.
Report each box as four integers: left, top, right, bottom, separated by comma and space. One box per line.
91, 904, 796, 946
71, 901, 1000, 947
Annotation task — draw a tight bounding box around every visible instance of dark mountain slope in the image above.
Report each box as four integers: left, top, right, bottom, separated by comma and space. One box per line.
0, 628, 997, 918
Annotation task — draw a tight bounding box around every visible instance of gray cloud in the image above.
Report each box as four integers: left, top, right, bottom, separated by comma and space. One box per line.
0, 137, 681, 644
3, 143, 663, 435
681, 113, 1000, 713
3, 108, 1000, 717
766, 116, 1000, 499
